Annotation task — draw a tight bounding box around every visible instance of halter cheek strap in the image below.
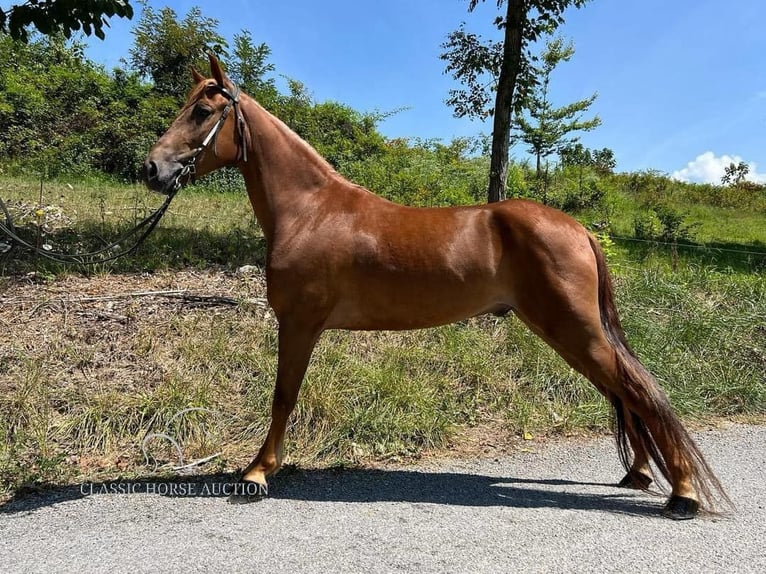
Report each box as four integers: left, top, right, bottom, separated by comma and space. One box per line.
203, 84, 248, 163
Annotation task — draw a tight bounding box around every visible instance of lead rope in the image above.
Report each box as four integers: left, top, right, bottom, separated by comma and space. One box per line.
0, 189, 178, 265
0, 80, 247, 266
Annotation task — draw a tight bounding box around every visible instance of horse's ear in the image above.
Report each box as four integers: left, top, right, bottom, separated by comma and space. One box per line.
191, 68, 206, 85
208, 53, 227, 87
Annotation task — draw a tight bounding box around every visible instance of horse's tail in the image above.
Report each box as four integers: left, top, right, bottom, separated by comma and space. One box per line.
587, 234, 731, 513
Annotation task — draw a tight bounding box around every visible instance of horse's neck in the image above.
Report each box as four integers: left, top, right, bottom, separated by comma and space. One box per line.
239, 97, 335, 240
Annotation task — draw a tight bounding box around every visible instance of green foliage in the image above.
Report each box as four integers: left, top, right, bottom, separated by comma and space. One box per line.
591, 147, 616, 175
229, 30, 279, 109
620, 170, 676, 204
652, 204, 698, 243
559, 142, 591, 167
95, 69, 180, 180
343, 138, 489, 207
0, 34, 104, 176
129, 1, 227, 100
442, 0, 593, 120
561, 144, 615, 175
615, 170, 766, 212
0, 5, 394, 183
721, 160, 749, 187
0, 33, 179, 181
593, 230, 617, 260
0, 0, 133, 42
440, 24, 505, 120
514, 36, 601, 185
274, 91, 388, 173
547, 167, 606, 212
505, 162, 531, 197
633, 203, 698, 244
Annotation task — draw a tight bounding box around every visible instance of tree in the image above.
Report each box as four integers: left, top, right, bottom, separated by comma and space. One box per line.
560, 141, 591, 194
514, 37, 600, 183
721, 161, 749, 187
560, 144, 615, 176
0, 34, 105, 167
0, 30, 183, 180
0, 0, 133, 42
561, 144, 615, 174
441, 0, 591, 202
591, 147, 616, 175
560, 143, 614, 202
271, 79, 387, 173
229, 30, 279, 108
128, 1, 227, 100
559, 142, 591, 167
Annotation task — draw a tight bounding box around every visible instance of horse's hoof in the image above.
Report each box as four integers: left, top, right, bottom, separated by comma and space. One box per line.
662, 495, 699, 520
617, 469, 653, 490
227, 480, 269, 504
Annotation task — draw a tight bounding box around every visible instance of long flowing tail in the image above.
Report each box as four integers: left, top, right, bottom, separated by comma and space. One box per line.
587, 234, 731, 513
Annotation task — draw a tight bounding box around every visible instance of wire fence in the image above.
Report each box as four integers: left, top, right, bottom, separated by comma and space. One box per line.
608, 235, 766, 257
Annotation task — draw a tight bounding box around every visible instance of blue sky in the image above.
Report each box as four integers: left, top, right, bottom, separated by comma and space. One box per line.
80, 0, 766, 183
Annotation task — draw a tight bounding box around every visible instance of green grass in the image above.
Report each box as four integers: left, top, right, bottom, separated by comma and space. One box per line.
1, 175, 764, 496
0, 175, 264, 275
684, 204, 766, 246
580, 189, 766, 249
612, 256, 765, 415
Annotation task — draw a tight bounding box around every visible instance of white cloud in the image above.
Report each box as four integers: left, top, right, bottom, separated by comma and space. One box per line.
671, 152, 766, 184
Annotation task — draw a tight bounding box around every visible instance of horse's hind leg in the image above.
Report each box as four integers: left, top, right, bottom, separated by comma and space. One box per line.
508, 238, 726, 518
616, 412, 653, 490
594, 387, 653, 490
515, 303, 695, 516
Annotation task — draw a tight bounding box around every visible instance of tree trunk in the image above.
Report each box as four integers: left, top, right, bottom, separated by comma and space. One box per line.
487, 0, 525, 203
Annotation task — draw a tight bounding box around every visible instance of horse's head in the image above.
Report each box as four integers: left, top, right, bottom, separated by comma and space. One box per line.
143, 54, 248, 195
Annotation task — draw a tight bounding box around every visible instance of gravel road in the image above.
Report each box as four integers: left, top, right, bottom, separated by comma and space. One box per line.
1, 424, 763, 573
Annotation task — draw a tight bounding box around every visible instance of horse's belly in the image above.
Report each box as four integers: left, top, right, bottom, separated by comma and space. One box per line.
325, 273, 510, 330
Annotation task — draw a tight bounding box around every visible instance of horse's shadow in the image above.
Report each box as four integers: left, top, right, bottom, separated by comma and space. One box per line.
0, 466, 663, 518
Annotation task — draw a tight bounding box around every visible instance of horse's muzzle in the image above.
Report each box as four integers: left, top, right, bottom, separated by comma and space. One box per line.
142, 159, 183, 196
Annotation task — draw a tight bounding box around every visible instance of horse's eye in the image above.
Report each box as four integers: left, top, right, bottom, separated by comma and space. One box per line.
193, 105, 213, 120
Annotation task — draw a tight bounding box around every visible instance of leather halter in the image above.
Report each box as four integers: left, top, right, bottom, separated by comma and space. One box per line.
171, 81, 248, 193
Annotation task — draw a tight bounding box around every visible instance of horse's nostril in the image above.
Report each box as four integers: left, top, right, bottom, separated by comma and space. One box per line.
143, 160, 159, 182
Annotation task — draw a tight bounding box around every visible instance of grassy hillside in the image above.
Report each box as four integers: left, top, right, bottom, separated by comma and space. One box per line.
1, 174, 764, 495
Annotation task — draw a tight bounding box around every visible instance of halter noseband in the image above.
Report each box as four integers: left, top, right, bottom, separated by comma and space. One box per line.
171, 81, 248, 193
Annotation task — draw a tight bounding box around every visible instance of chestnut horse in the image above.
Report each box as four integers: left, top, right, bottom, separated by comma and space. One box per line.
143, 56, 729, 519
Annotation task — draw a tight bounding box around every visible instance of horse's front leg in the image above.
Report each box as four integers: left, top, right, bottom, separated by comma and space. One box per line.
230, 317, 322, 503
